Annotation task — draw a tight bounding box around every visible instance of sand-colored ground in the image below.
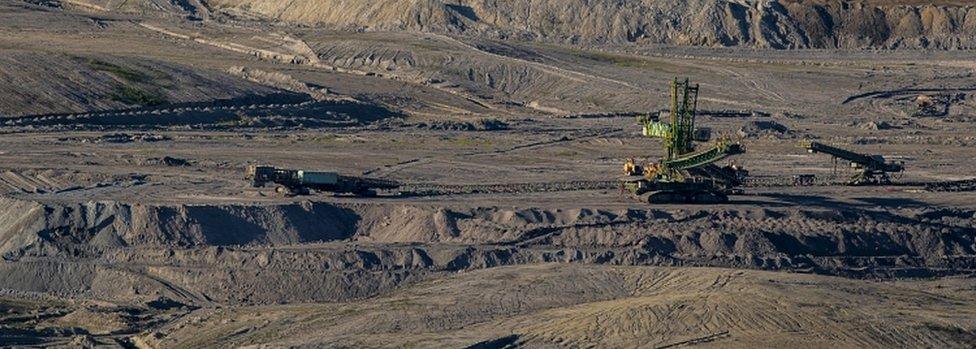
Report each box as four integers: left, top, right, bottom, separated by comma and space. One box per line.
1, 0, 975, 347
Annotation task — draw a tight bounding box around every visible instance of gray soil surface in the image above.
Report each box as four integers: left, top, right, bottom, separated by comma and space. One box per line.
1, 0, 976, 347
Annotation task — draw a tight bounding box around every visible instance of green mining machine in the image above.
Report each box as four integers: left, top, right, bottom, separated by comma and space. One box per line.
800, 141, 904, 185
621, 78, 746, 204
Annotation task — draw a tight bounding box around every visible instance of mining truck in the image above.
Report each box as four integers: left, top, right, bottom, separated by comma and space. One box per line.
245, 165, 400, 196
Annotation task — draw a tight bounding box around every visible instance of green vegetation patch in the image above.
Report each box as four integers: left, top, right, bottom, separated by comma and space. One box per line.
75, 56, 174, 107
449, 136, 492, 148
81, 57, 154, 83
111, 85, 167, 106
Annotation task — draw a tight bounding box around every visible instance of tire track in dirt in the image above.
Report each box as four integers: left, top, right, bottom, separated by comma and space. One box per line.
365, 128, 622, 179
842, 87, 976, 104
655, 331, 731, 348
429, 33, 639, 90
118, 265, 213, 305
713, 65, 787, 104
137, 22, 499, 112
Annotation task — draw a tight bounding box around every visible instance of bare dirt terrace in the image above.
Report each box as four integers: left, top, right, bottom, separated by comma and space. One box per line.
1, 0, 975, 347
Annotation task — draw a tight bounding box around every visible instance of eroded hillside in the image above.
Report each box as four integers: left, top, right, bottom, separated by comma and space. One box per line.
3, 0, 976, 347
198, 0, 976, 49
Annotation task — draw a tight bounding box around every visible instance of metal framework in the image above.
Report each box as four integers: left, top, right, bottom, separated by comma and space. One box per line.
622, 78, 746, 204
636, 78, 742, 182
801, 141, 904, 185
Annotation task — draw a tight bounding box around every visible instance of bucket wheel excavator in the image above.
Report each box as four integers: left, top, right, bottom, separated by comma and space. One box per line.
621, 78, 746, 204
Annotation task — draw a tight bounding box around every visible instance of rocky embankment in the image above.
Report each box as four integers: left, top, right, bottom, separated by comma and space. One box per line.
203, 0, 976, 49
0, 196, 973, 305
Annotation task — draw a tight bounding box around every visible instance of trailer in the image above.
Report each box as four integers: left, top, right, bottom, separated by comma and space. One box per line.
245, 165, 400, 196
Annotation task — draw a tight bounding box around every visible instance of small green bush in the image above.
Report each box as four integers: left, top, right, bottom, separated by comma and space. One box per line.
111, 85, 167, 106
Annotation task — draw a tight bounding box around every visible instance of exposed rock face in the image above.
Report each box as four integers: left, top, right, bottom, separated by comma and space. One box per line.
2, 196, 974, 305
4, 197, 973, 258
200, 0, 976, 49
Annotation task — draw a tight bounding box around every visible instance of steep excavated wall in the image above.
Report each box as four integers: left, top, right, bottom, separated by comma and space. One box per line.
204, 0, 976, 49
0, 198, 491, 256
1, 196, 974, 304
2, 197, 974, 265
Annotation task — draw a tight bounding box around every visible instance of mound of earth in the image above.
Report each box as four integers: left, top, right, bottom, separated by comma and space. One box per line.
737, 120, 794, 138
859, 121, 894, 130
1, 197, 974, 307
413, 118, 509, 131
1, 98, 400, 130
